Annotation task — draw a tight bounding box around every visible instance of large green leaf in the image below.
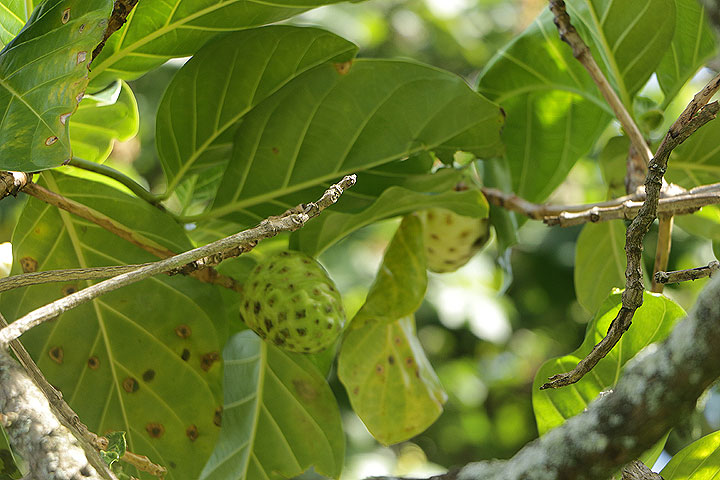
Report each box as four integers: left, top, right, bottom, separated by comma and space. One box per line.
69, 80, 139, 163
574, 220, 626, 314
661, 430, 720, 479
532, 291, 685, 435
200, 331, 344, 480
0, 0, 113, 171
0, 1, 31, 48
2, 172, 224, 480
353, 215, 427, 327
338, 316, 446, 445
667, 118, 720, 188
89, 0, 352, 86
209, 59, 503, 225
477, 0, 675, 202
291, 176, 489, 256
155, 26, 358, 211
657, 0, 716, 105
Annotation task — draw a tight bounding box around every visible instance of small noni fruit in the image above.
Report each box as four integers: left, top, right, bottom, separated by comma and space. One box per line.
240, 251, 345, 353
419, 208, 490, 273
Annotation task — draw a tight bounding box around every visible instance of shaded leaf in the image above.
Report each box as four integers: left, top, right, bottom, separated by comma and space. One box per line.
338, 316, 446, 445
478, 0, 675, 202
70, 80, 139, 163
532, 291, 685, 435
89, 0, 351, 86
0, 0, 113, 171
598, 136, 630, 197
668, 118, 720, 188
155, 26, 357, 211
657, 0, 717, 105
574, 220, 626, 314
353, 216, 427, 327
209, 59, 504, 224
481, 157, 518, 251
2, 172, 224, 480
661, 430, 720, 479
200, 331, 344, 480
291, 179, 489, 256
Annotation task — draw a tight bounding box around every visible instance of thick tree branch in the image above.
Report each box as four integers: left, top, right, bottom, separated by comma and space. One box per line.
373, 276, 720, 480
91, 0, 138, 62
541, 66, 720, 389
0, 175, 356, 346
655, 260, 720, 284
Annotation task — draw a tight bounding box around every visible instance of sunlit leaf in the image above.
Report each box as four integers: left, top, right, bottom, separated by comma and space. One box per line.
478, 0, 675, 202
155, 26, 357, 211
292, 178, 489, 256
0, 0, 32, 47
0, 0, 113, 171
70, 80, 139, 163
574, 220, 626, 314
2, 172, 224, 480
668, 118, 720, 188
338, 316, 446, 445
532, 291, 685, 435
208, 59, 503, 225
661, 430, 720, 479
353, 216, 427, 327
89, 0, 352, 86
200, 331, 344, 480
657, 0, 716, 105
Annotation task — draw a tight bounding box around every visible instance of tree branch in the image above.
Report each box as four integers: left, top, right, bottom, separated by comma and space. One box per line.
0, 174, 356, 346
654, 260, 720, 284
91, 0, 138, 62
541, 73, 720, 389
651, 215, 674, 293
373, 276, 720, 480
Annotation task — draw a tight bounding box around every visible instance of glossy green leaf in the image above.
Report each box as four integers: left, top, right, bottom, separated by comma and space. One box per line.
89, 0, 351, 86
0, 426, 21, 479
155, 26, 358, 209
338, 316, 447, 445
661, 430, 720, 479
676, 205, 720, 241
598, 136, 630, 197
292, 178, 490, 256
0, 1, 32, 48
353, 216, 427, 327
200, 331, 344, 480
208, 59, 503, 224
482, 157, 518, 251
668, 118, 720, 188
478, 0, 675, 202
2, 172, 224, 480
532, 291, 685, 435
69, 80, 139, 163
657, 0, 716, 105
574, 220, 626, 314
0, 0, 113, 171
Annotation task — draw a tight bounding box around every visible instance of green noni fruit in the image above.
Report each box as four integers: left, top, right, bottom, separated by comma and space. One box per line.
420, 208, 490, 273
240, 251, 345, 353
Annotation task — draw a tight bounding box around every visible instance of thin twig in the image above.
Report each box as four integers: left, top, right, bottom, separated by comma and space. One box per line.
0, 265, 151, 293
655, 260, 720, 284
67, 158, 163, 207
0, 175, 356, 346
548, 0, 652, 165
651, 215, 674, 293
541, 74, 720, 389
121, 451, 165, 478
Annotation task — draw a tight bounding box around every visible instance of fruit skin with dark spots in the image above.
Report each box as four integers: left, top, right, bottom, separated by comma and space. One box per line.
240, 251, 345, 353
420, 208, 490, 273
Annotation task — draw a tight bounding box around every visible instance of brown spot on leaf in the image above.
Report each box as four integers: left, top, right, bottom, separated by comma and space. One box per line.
186, 424, 198, 441
77, 51, 87, 64
334, 61, 352, 75
87, 356, 99, 370
78, 23, 85, 33
122, 377, 138, 393
200, 352, 220, 371
214, 407, 223, 427
388, 355, 395, 365
142, 369, 155, 382
60, 112, 72, 125
272, 147, 279, 154
49, 346, 63, 364
145, 423, 164, 438
394, 337, 402, 346
45, 136, 58, 146
20, 257, 38, 273
61, 284, 77, 296
293, 379, 318, 401
352, 387, 359, 395
175, 324, 191, 339
376, 364, 384, 374
181, 349, 191, 361
61, 8, 70, 23
405, 357, 414, 366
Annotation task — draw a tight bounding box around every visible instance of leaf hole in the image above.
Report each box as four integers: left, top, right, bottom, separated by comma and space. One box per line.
186, 424, 198, 441
174, 324, 191, 339
122, 377, 138, 393
45, 136, 58, 146
61, 8, 70, 24
20, 257, 38, 273
200, 352, 220, 371
77, 51, 87, 64
87, 356, 99, 370
49, 346, 64, 364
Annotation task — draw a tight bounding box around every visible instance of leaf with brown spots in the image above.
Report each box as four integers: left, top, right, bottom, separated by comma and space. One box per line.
338, 316, 447, 445
0, 0, 113, 170
200, 331, 344, 480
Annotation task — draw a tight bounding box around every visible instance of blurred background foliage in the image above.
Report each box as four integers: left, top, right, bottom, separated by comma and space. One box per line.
1, 0, 719, 478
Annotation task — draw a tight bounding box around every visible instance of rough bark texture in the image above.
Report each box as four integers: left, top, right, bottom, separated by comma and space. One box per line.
0, 350, 103, 480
